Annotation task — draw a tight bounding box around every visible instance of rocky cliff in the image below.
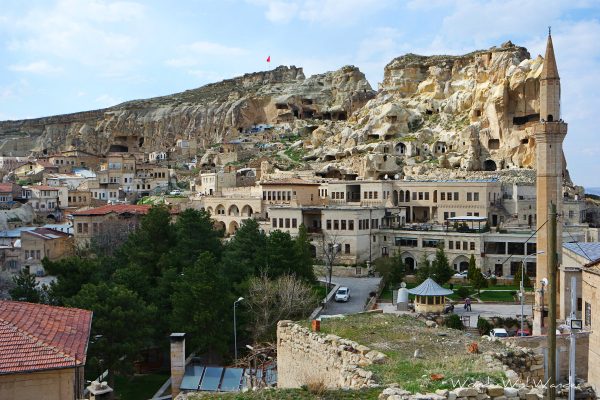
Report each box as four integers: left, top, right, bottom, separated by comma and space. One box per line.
0, 65, 374, 156
0, 41, 567, 183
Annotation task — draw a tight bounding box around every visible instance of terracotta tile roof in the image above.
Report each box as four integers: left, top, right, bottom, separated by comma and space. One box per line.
29, 185, 61, 191
71, 204, 151, 216
0, 301, 92, 374
260, 178, 320, 186
0, 183, 13, 193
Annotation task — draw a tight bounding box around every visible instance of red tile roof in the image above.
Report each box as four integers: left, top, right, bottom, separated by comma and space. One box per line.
71, 204, 151, 216
0, 183, 13, 193
0, 301, 92, 374
29, 185, 61, 191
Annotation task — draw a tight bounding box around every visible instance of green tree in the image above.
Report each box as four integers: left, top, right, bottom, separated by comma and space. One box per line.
374, 251, 406, 289
293, 224, 316, 282
467, 254, 477, 282
170, 208, 222, 268
221, 219, 267, 289
514, 264, 532, 288
68, 283, 156, 386
415, 253, 431, 284
9, 270, 43, 303
44, 256, 111, 305
171, 252, 231, 357
467, 254, 488, 294
266, 230, 297, 278
430, 247, 454, 285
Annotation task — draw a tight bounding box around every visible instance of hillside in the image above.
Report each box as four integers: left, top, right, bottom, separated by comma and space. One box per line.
0, 41, 573, 184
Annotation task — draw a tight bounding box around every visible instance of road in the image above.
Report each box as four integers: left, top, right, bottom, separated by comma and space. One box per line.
319, 276, 382, 316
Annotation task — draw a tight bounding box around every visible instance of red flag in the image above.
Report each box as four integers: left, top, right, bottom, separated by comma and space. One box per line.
266, 56, 271, 62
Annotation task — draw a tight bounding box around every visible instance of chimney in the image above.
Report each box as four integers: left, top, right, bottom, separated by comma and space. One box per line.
170, 333, 186, 398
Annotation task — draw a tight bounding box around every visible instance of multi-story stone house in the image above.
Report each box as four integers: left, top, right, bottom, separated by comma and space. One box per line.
134, 164, 169, 196
48, 150, 100, 173
21, 185, 68, 219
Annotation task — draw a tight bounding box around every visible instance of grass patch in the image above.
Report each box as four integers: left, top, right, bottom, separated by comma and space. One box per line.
189, 388, 382, 399
317, 313, 506, 393
476, 291, 517, 303
114, 373, 169, 400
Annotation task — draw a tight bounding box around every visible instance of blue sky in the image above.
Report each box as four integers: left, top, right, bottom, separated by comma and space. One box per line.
0, 0, 599, 186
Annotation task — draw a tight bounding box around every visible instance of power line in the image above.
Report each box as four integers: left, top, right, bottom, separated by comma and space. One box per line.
498, 218, 549, 267
557, 215, 594, 261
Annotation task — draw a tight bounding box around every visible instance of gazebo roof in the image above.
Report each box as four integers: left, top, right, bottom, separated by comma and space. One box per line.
408, 278, 453, 296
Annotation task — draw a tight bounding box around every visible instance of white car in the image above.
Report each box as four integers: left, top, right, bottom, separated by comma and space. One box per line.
169, 189, 182, 196
335, 287, 350, 302
490, 328, 509, 338
453, 271, 468, 278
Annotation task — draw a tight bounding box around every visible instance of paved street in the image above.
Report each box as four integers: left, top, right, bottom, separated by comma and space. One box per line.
319, 276, 382, 316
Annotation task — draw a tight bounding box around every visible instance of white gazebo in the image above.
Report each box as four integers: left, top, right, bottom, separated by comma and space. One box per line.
408, 278, 454, 313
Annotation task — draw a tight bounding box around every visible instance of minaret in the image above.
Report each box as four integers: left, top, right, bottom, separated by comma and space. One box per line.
533, 29, 567, 336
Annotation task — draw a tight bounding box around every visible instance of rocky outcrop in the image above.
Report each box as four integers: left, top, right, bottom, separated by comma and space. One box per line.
0, 66, 374, 157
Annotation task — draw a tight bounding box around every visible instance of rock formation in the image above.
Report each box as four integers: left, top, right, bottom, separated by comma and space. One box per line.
0, 41, 570, 183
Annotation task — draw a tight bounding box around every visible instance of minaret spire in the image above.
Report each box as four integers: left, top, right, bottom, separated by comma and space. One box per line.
541, 29, 560, 80
540, 29, 560, 121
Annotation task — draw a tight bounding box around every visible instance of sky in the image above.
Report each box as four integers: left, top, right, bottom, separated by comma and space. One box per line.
0, 0, 599, 186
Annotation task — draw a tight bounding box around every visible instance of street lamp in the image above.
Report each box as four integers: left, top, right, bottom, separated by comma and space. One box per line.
324, 243, 340, 309
520, 251, 544, 335
233, 297, 244, 363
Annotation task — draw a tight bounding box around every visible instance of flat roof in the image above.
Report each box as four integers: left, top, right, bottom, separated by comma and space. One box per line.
446, 216, 488, 221
563, 242, 600, 262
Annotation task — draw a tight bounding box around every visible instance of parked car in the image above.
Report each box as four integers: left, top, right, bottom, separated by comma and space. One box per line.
490, 328, 509, 338
169, 189, 182, 196
516, 328, 531, 336
335, 287, 350, 302
453, 271, 468, 278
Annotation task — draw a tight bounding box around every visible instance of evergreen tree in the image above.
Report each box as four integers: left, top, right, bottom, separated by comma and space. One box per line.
467, 254, 488, 294
266, 230, 297, 278
430, 247, 454, 285
293, 224, 316, 282
467, 254, 478, 282
514, 264, 532, 288
221, 218, 267, 289
171, 252, 231, 356
44, 257, 110, 305
170, 208, 222, 268
415, 253, 431, 284
9, 270, 43, 303
68, 283, 156, 386
374, 251, 406, 289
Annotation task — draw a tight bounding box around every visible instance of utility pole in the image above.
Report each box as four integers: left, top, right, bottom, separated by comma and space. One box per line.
548, 202, 557, 400
568, 276, 577, 400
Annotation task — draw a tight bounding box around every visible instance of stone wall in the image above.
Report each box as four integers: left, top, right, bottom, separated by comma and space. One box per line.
276, 320, 386, 389
504, 332, 589, 382
313, 264, 368, 277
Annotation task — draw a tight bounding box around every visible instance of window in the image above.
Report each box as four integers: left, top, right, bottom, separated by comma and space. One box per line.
345, 244, 351, 254
474, 192, 479, 201
364, 191, 368, 199
585, 302, 591, 326
441, 192, 446, 201
334, 220, 339, 230
423, 239, 441, 248
419, 192, 423, 200
424, 192, 429, 200
485, 242, 506, 254
77, 223, 83, 233
470, 242, 475, 251
447, 192, 452, 201
467, 192, 472, 201
285, 218, 290, 228
456, 241, 461, 250
341, 220, 347, 230
292, 218, 297, 228
279, 218, 283, 227
444, 212, 449, 220
372, 235, 377, 243
348, 220, 354, 230
326, 220, 331, 230
454, 192, 459, 201
358, 220, 363, 230
382, 247, 389, 256
36, 250, 41, 259
449, 241, 453, 250
395, 237, 418, 247
507, 242, 525, 255
412, 192, 417, 200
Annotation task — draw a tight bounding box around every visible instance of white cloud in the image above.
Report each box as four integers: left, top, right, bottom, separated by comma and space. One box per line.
4, 0, 145, 78
165, 41, 248, 72
248, 0, 392, 24
9, 60, 63, 75
95, 94, 122, 107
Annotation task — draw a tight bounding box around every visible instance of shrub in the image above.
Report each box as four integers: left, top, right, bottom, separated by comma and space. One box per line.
445, 314, 464, 330
455, 286, 471, 299
477, 317, 492, 335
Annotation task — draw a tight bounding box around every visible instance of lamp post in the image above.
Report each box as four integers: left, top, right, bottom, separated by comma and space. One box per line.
233, 297, 244, 363
520, 251, 544, 335
324, 243, 340, 309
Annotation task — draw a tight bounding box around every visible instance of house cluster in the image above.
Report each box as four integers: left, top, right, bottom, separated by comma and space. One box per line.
0, 147, 175, 280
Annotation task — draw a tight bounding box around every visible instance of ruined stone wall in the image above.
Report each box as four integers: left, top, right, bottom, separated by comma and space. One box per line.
276, 320, 386, 389
504, 332, 589, 382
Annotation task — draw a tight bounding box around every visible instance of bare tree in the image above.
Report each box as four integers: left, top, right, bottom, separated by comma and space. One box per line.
318, 233, 344, 296
245, 273, 318, 343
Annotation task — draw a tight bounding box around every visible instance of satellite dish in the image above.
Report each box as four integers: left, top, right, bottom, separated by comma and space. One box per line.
541, 278, 549, 286
394, 174, 400, 180
400, 282, 407, 288
384, 174, 389, 180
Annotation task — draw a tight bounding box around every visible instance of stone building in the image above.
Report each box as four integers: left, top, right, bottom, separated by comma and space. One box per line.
582, 257, 600, 390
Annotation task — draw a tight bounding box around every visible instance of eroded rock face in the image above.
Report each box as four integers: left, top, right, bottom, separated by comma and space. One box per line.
307, 41, 549, 180
0, 42, 569, 184
0, 66, 375, 156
